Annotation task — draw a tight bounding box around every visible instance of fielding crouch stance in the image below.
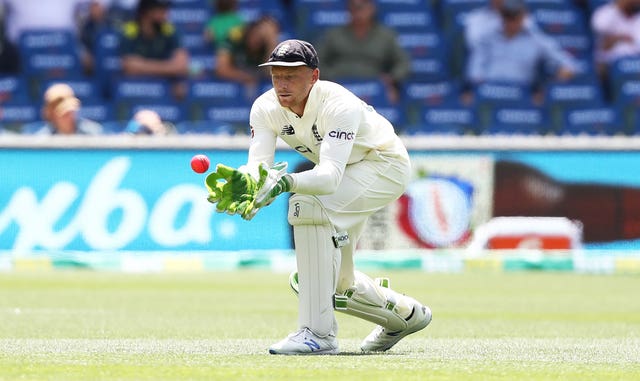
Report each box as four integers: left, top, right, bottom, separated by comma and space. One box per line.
205, 39, 431, 355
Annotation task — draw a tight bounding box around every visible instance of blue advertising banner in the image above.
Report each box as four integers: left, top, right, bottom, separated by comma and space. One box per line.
2, 146, 640, 252
0, 148, 306, 252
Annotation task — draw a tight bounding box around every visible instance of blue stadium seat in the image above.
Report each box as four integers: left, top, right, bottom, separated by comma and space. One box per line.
618, 105, 640, 135
127, 102, 186, 125
525, 0, 577, 10
341, 79, 391, 107
18, 29, 78, 55
405, 103, 478, 135
188, 54, 217, 79
171, 0, 209, 7
111, 78, 174, 120
175, 120, 236, 135
551, 34, 592, 59
0, 76, 29, 103
168, 7, 211, 34
186, 79, 246, 119
545, 79, 604, 132
402, 81, 461, 125
559, 107, 620, 136
39, 77, 102, 102
530, 8, 588, 35
483, 105, 549, 135
112, 78, 172, 100
182, 32, 211, 54
294, 2, 348, 43
474, 82, 532, 104
0, 101, 39, 131
441, 0, 485, 33
379, 9, 438, 32
78, 101, 115, 123
609, 56, 640, 82
375, 104, 407, 129
398, 31, 446, 59
198, 102, 252, 133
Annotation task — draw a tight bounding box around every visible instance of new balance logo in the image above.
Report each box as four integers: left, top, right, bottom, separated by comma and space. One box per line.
304, 339, 320, 351
281, 125, 295, 135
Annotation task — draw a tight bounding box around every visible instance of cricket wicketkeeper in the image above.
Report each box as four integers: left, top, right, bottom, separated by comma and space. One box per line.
205, 39, 432, 355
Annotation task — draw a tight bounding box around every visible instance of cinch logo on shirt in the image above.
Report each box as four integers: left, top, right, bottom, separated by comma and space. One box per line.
328, 129, 354, 140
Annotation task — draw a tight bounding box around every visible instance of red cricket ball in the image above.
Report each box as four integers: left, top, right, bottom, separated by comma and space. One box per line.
190, 154, 210, 174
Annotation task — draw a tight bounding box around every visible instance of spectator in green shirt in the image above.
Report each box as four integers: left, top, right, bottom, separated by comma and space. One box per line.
119, 0, 189, 98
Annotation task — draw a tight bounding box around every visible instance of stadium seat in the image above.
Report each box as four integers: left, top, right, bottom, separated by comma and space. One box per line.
198, 103, 252, 134
379, 9, 438, 33
111, 78, 174, 120
340, 79, 391, 107
182, 32, 212, 54
402, 81, 462, 126
94, 28, 123, 98
186, 79, 246, 119
78, 101, 115, 123
405, 102, 478, 135
175, 120, 236, 135
525, 0, 577, 10
171, 0, 209, 7
545, 79, 604, 132
398, 31, 446, 59
188, 54, 217, 79
293, 1, 348, 43
559, 107, 620, 136
123, 102, 187, 125
168, 6, 211, 34
440, 0, 485, 34
0, 101, 40, 133
551, 34, 592, 60
530, 8, 588, 35
0, 75, 29, 103
19, 29, 82, 83
38, 77, 102, 103
483, 105, 549, 135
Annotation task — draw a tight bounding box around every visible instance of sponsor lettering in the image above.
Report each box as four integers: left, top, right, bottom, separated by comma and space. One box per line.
0, 157, 212, 251
328, 129, 354, 140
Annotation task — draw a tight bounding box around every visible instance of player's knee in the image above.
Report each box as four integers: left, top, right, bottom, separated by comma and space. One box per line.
288, 194, 330, 226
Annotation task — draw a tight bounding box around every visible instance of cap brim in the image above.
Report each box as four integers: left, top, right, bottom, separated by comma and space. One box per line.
258, 61, 309, 67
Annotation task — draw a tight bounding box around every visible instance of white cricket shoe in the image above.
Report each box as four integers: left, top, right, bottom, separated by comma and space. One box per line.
360, 301, 432, 352
269, 328, 339, 355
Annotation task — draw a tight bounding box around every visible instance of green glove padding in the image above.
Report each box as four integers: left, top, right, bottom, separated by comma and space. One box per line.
254, 162, 291, 208
205, 164, 266, 219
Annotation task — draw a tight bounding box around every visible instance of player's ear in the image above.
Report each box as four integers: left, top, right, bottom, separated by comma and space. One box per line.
311, 68, 320, 83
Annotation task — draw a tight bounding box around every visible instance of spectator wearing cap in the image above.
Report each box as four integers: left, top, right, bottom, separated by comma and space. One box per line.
118, 0, 189, 98
464, 0, 538, 49
30, 83, 103, 135
316, 0, 410, 104
464, 0, 578, 104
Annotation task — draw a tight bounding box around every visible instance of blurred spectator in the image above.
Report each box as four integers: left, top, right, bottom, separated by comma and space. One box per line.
591, 0, 640, 78
464, 0, 538, 49
31, 83, 103, 135
125, 108, 174, 135
119, 0, 189, 98
79, 0, 111, 75
316, 0, 410, 103
214, 15, 279, 90
465, 0, 578, 104
204, 0, 245, 49
0, 0, 85, 43
0, 21, 19, 73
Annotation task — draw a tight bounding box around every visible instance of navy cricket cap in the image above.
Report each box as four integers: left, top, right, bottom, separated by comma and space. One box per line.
259, 39, 319, 69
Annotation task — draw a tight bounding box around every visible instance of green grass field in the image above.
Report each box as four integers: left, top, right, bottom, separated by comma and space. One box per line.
0, 269, 639, 381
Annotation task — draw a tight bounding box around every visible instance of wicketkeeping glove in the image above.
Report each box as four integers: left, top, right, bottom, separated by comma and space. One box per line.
205, 164, 265, 219
254, 161, 292, 208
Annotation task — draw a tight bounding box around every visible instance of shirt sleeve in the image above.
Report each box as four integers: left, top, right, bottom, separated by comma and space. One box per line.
536, 32, 578, 73
246, 101, 277, 179
290, 101, 361, 195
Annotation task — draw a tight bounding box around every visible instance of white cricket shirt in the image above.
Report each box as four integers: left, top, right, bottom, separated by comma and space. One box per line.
248, 80, 409, 195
